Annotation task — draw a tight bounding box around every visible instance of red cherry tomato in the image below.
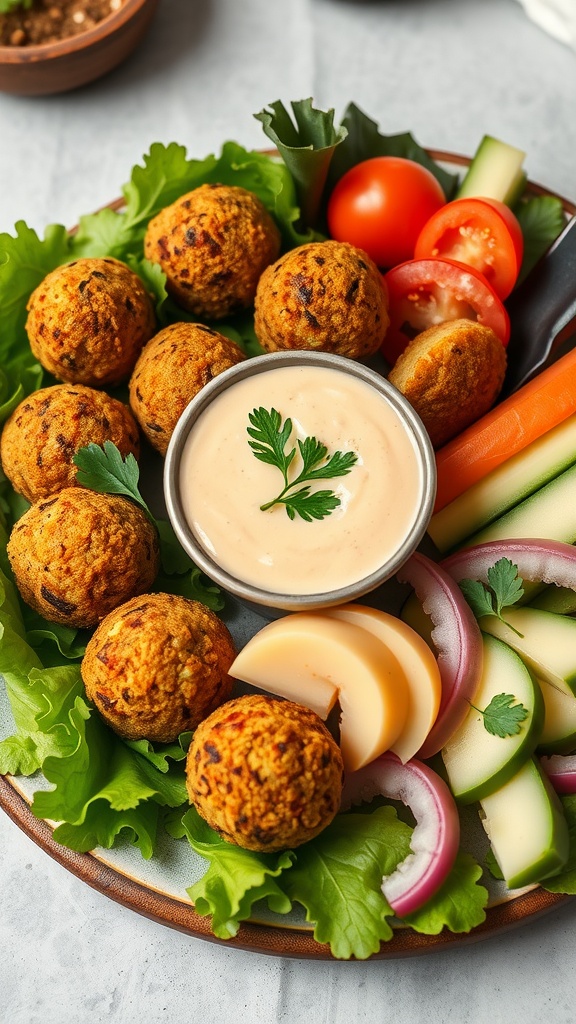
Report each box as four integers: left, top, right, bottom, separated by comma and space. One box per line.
327, 157, 446, 269
382, 257, 511, 366
414, 197, 524, 299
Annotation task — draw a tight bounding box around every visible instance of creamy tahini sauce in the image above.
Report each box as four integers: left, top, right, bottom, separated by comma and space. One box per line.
179, 365, 423, 595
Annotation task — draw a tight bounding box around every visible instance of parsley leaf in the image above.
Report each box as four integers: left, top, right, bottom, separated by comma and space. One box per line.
248, 407, 357, 522
459, 557, 525, 635
74, 440, 146, 511
470, 692, 529, 738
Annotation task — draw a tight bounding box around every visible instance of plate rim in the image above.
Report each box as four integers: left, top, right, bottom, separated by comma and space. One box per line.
1, 147, 575, 961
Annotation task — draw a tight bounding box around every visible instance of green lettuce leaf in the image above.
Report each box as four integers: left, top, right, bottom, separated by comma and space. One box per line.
327, 102, 460, 199
182, 807, 293, 939
278, 806, 412, 960
255, 98, 348, 228
513, 194, 566, 282
31, 695, 188, 846
51, 791, 160, 858
401, 852, 488, 934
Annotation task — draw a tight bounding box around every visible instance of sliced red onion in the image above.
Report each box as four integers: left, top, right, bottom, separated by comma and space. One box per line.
442, 538, 576, 591
541, 754, 576, 794
396, 551, 483, 758
341, 752, 460, 918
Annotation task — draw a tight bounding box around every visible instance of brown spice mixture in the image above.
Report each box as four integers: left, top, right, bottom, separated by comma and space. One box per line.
0, 0, 124, 47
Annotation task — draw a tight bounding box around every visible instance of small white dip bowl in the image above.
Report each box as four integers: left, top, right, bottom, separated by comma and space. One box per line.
164, 351, 436, 613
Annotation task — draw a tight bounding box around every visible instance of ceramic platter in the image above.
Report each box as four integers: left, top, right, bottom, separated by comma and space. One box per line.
1, 151, 575, 960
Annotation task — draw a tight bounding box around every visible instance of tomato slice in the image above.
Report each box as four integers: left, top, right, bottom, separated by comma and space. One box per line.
382, 257, 510, 366
414, 197, 523, 300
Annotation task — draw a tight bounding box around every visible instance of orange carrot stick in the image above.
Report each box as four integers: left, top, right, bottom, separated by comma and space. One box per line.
434, 348, 576, 512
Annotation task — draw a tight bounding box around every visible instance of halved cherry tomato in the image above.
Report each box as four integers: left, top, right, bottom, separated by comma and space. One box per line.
327, 156, 446, 269
382, 256, 510, 366
414, 197, 523, 299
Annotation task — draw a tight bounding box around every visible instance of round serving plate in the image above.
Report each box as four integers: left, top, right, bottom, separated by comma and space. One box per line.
1, 149, 575, 960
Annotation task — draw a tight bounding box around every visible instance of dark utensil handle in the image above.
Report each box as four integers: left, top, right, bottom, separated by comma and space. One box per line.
502, 215, 576, 396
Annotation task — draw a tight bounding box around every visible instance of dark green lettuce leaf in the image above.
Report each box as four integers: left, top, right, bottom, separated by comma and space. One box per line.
255, 98, 348, 228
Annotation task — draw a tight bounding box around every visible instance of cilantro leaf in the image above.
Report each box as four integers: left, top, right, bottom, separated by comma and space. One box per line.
471, 692, 530, 738
72, 442, 223, 601
249, 407, 357, 522
73, 440, 147, 511
459, 557, 525, 635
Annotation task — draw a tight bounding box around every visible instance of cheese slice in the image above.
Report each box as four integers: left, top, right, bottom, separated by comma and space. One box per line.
324, 604, 441, 763
229, 612, 409, 771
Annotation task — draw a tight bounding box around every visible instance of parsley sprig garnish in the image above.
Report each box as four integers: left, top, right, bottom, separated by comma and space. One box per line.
459, 557, 525, 636
470, 693, 529, 738
247, 407, 358, 522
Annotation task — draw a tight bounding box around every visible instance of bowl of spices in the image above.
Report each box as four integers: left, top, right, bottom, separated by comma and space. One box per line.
0, 0, 158, 95
164, 350, 437, 614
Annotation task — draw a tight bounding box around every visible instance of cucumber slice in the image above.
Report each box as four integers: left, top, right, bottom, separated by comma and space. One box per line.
481, 606, 576, 695
465, 461, 576, 600
456, 135, 526, 205
442, 634, 543, 803
530, 585, 576, 615
479, 757, 569, 889
537, 675, 576, 754
428, 415, 576, 554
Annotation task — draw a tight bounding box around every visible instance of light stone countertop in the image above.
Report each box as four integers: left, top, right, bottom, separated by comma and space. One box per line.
1, 1, 576, 1021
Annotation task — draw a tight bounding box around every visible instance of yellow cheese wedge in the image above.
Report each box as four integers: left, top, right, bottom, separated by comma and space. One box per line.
229, 612, 409, 771
324, 604, 442, 763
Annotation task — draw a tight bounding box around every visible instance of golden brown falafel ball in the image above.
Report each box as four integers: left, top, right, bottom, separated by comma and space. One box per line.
253, 240, 390, 359
387, 318, 507, 448
129, 322, 245, 456
26, 257, 156, 386
143, 183, 281, 319
0, 384, 140, 504
7, 488, 160, 628
81, 593, 236, 743
186, 693, 344, 852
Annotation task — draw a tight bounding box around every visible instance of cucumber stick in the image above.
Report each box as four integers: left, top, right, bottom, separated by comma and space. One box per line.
428, 414, 576, 554
442, 634, 543, 803
480, 758, 569, 889
457, 135, 526, 204
537, 675, 576, 754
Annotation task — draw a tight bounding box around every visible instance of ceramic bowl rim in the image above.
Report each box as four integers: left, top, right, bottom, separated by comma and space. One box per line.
0, 0, 156, 63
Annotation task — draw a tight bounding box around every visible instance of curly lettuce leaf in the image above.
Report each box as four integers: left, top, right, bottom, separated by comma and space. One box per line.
0, 661, 84, 776
182, 807, 293, 939
401, 851, 488, 934
31, 695, 188, 846
278, 806, 411, 959
255, 98, 347, 228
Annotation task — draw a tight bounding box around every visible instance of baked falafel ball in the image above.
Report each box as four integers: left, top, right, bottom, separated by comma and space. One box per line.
0, 384, 140, 504
186, 693, 344, 852
253, 240, 390, 359
82, 593, 236, 743
26, 257, 156, 386
7, 488, 160, 628
388, 318, 507, 448
129, 322, 245, 455
143, 183, 281, 319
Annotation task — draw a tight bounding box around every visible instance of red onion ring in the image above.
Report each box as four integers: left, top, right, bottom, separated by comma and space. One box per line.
396, 552, 483, 758
541, 754, 576, 794
442, 538, 576, 591
341, 752, 460, 918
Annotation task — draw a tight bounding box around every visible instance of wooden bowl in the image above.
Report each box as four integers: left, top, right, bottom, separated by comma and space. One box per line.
0, 0, 158, 96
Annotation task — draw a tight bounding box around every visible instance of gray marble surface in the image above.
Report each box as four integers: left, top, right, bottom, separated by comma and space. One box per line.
2, 0, 576, 1020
